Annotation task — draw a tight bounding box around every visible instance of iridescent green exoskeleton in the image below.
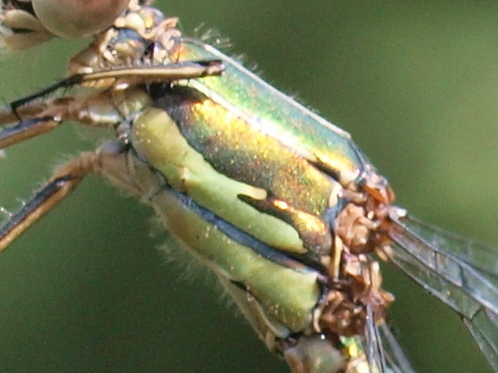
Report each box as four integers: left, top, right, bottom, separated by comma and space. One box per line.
0, 1, 497, 373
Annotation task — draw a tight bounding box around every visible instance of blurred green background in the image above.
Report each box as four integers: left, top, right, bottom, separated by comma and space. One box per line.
1, 1, 498, 372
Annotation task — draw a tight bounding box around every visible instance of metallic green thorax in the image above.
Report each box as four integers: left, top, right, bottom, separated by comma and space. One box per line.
111, 25, 386, 349
120, 34, 377, 350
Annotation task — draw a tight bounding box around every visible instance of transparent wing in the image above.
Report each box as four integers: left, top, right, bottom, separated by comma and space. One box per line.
378, 324, 417, 373
364, 304, 388, 372
384, 207, 498, 371
360, 303, 416, 372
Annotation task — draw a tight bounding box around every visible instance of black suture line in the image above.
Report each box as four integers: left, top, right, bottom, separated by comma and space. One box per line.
0, 176, 72, 237
170, 189, 316, 274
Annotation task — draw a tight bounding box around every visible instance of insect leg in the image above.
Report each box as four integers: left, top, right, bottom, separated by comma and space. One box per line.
0, 97, 75, 149
8, 60, 225, 112
0, 115, 61, 149
0, 150, 101, 252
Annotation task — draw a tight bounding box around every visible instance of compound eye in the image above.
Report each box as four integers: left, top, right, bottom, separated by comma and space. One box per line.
32, 0, 130, 39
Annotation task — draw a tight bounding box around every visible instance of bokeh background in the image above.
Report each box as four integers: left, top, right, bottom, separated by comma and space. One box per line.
1, 1, 498, 372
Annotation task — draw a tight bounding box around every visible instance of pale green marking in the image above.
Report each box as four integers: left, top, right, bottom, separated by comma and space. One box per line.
132, 107, 306, 254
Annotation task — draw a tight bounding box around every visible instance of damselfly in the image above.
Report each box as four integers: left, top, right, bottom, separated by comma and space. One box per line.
0, 0, 496, 372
